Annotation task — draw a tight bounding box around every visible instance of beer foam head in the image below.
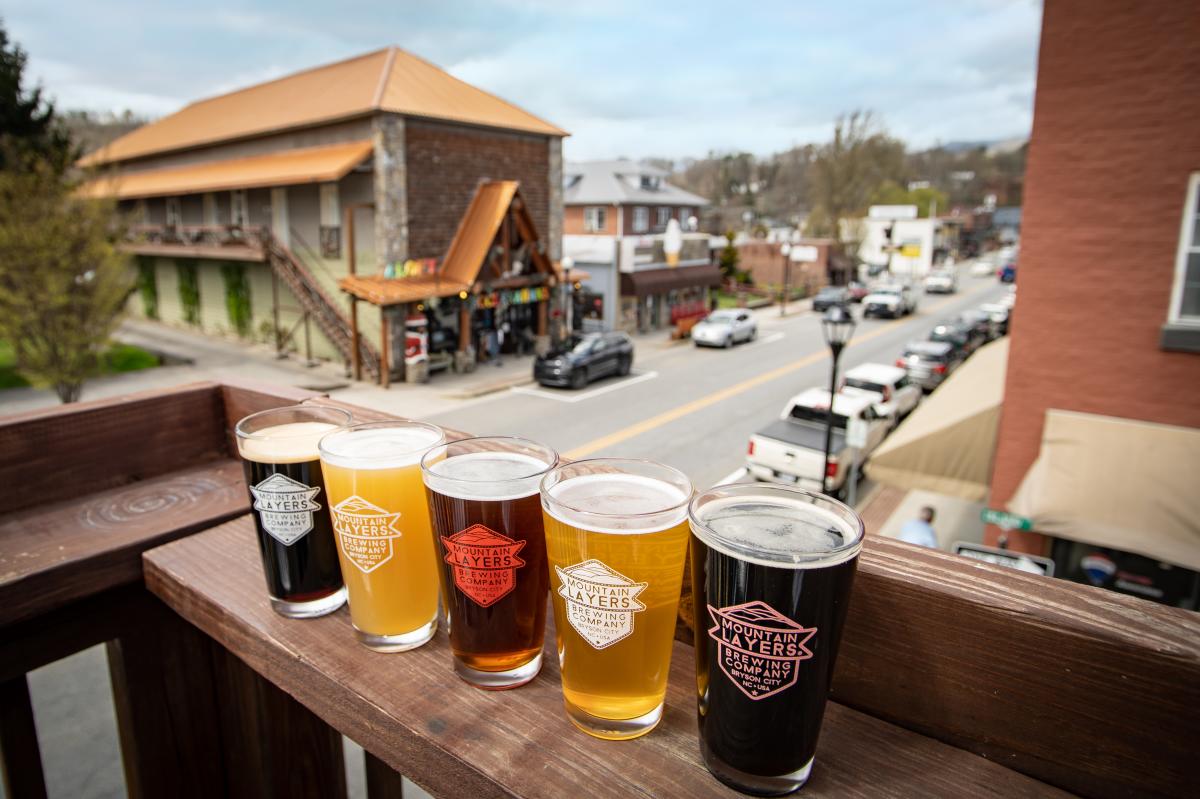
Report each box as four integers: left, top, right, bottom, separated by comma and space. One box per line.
543, 473, 689, 534
690, 494, 863, 569
237, 422, 336, 464
424, 451, 552, 501
319, 424, 443, 470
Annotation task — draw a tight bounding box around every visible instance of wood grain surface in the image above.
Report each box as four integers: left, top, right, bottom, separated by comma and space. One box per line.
831, 536, 1200, 799
0, 383, 226, 512
144, 516, 1069, 799
0, 459, 247, 627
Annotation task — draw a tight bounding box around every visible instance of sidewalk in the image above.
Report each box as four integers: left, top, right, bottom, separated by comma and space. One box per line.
0, 319, 686, 420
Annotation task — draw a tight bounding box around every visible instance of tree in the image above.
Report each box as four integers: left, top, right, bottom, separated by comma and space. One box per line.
0, 165, 133, 402
718, 231, 740, 282
0, 20, 75, 172
869, 179, 950, 218
803, 111, 906, 238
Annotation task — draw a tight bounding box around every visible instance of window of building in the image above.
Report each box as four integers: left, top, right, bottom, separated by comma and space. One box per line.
680, 208, 692, 228
230, 190, 248, 227
1169, 172, 1200, 324
584, 206, 607, 233
633, 206, 649, 233
165, 197, 182, 229
640, 175, 661, 191
202, 193, 218, 226
319, 183, 341, 258
656, 207, 671, 229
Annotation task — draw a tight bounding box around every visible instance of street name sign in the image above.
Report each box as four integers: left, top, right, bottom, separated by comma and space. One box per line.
953, 542, 1056, 577
980, 508, 1033, 531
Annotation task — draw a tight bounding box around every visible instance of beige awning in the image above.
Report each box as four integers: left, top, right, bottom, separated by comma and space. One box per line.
866, 337, 1008, 501
78, 140, 374, 199
1009, 410, 1200, 570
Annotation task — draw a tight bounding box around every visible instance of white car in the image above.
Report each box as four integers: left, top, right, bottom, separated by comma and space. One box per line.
970, 259, 997, 277
862, 284, 917, 318
840, 363, 922, 428
691, 309, 757, 348
923, 270, 958, 294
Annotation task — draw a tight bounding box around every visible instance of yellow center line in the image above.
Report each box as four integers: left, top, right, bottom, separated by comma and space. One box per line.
563, 284, 993, 460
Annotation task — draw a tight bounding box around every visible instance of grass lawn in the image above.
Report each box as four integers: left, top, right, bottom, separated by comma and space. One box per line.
0, 341, 159, 390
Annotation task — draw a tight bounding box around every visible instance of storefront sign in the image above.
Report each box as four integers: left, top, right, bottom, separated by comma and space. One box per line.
476, 286, 550, 309
980, 508, 1033, 531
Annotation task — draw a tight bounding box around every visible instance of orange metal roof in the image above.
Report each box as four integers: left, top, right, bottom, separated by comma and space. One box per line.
441, 181, 520, 285
78, 140, 374, 199
339, 274, 472, 306
79, 47, 566, 168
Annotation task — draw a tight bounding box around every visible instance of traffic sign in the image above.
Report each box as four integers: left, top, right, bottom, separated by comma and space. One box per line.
954, 542, 1055, 577
900, 244, 921, 257
980, 508, 1033, 531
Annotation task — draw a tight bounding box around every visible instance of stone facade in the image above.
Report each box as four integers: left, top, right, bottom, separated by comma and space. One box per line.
372, 113, 408, 268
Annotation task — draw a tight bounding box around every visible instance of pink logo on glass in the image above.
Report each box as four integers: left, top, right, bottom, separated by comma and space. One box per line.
707, 601, 816, 700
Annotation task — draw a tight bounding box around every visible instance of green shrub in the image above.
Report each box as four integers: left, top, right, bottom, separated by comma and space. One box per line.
104, 343, 159, 372
177, 260, 200, 325
136, 257, 158, 318
220, 262, 252, 337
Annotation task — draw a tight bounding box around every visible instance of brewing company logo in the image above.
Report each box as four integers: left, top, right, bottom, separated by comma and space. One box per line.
441, 524, 527, 607
708, 601, 817, 700
330, 496, 402, 573
249, 473, 322, 546
556, 559, 647, 650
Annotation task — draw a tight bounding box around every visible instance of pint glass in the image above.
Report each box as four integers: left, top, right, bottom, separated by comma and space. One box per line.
318, 421, 445, 652
236, 405, 349, 619
688, 483, 863, 795
541, 459, 692, 740
421, 437, 557, 689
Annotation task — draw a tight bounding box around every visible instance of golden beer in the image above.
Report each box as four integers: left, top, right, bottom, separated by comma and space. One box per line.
541, 459, 692, 740
319, 421, 444, 652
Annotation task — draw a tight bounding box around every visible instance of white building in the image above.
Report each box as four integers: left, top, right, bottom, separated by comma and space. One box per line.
849, 205, 953, 280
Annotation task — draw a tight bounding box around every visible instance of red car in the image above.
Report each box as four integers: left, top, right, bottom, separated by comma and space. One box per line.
847, 281, 870, 303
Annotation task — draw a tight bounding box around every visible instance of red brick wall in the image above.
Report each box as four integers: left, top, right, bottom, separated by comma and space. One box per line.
736, 241, 832, 287
405, 120, 551, 260
988, 0, 1200, 552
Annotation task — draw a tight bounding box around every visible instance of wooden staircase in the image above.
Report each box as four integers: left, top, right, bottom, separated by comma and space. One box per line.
260, 231, 381, 382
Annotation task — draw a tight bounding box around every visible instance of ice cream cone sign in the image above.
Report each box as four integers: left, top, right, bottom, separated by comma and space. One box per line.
664, 218, 682, 267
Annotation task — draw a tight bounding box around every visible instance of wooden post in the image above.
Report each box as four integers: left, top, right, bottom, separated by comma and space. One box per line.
537, 297, 548, 336
303, 312, 313, 366
396, 304, 407, 385
271, 269, 282, 356
502, 210, 511, 275
345, 204, 362, 380
458, 298, 471, 352
0, 675, 48, 799
364, 752, 406, 799
380, 312, 390, 389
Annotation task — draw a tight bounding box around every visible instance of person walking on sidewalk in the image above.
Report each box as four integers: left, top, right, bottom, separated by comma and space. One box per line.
897, 506, 938, 548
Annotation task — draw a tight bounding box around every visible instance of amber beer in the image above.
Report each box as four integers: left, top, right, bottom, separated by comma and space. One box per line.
318, 421, 444, 652
541, 459, 693, 740
236, 406, 349, 619
421, 437, 558, 689
689, 483, 863, 795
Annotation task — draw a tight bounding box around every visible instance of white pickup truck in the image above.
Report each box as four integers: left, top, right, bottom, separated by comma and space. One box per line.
839, 363, 922, 430
746, 388, 889, 499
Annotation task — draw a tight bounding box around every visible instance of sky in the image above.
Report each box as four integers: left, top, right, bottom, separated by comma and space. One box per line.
5, 0, 1042, 162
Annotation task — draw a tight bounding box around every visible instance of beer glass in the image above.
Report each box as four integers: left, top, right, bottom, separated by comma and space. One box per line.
235, 405, 350, 619
318, 421, 445, 652
421, 437, 557, 689
688, 483, 864, 795
541, 458, 693, 740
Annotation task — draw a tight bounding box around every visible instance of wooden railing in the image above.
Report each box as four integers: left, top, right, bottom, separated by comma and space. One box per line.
1, 383, 1197, 798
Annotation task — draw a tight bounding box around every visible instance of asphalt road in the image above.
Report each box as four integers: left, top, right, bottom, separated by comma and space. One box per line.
426, 273, 1009, 492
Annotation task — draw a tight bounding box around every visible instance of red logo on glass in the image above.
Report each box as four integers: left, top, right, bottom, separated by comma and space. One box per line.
708, 601, 816, 700
441, 524, 527, 607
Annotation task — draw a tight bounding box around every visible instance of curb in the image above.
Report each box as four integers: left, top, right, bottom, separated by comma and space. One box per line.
444, 375, 536, 399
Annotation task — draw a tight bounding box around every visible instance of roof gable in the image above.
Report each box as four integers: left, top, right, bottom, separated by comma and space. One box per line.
80, 47, 565, 168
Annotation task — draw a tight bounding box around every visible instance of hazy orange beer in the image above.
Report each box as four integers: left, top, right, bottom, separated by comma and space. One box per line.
541, 458, 693, 740
318, 421, 445, 652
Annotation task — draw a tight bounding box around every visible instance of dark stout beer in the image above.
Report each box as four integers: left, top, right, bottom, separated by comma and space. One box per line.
236, 407, 348, 619
422, 440, 557, 689
689, 485, 863, 795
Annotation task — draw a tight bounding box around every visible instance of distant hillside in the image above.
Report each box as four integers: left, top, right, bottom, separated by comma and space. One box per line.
63, 110, 147, 159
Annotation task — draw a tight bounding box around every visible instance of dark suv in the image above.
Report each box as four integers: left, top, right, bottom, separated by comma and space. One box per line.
533, 332, 634, 389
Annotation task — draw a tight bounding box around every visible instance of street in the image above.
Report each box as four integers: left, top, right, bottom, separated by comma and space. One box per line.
425, 273, 1007, 492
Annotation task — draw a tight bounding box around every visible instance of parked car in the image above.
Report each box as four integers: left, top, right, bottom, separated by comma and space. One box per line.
1000, 286, 1017, 309
812, 286, 852, 312
978, 302, 1010, 336
746, 388, 888, 499
533, 332, 633, 389
923, 269, 958, 294
862, 284, 918, 318
897, 340, 959, 392
691, 309, 757, 348
840, 363, 922, 429
970, 259, 997, 277
927, 322, 973, 361
958, 309, 1000, 342
847, 281, 870, 303
999, 263, 1017, 283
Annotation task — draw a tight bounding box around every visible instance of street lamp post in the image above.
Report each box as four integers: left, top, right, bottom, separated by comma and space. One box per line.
560, 255, 575, 338
820, 305, 857, 496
